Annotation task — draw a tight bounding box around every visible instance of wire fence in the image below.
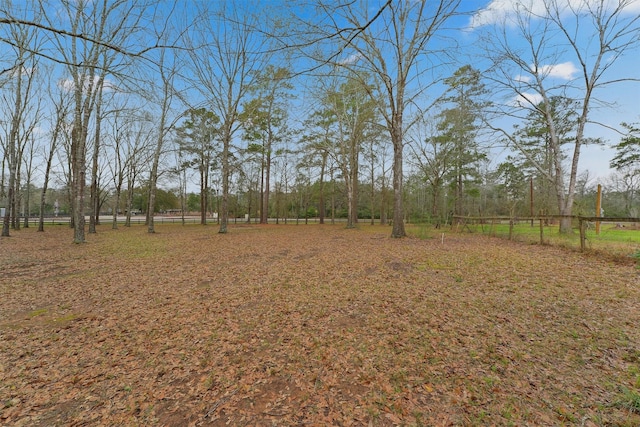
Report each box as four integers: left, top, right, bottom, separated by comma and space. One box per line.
451, 215, 640, 261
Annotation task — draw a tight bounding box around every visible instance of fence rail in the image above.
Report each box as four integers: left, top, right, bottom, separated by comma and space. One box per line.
18, 216, 203, 226
452, 215, 640, 252
17, 215, 335, 227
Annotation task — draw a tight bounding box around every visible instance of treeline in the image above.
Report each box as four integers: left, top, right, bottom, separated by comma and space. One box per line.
16, 170, 637, 228
1, 1, 639, 241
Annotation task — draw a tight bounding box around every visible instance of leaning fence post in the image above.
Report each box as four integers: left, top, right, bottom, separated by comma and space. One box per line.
579, 218, 586, 251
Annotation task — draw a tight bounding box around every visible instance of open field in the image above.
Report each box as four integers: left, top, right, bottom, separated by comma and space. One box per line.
1, 224, 640, 426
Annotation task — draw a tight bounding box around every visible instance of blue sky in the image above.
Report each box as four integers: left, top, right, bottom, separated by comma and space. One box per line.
1, 0, 638, 191
463, 0, 640, 184
289, 0, 639, 184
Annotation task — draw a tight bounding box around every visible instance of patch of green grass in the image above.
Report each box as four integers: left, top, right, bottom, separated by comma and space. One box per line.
203, 374, 216, 390
482, 376, 497, 387
473, 409, 489, 424
52, 313, 78, 323
615, 387, 640, 413
628, 366, 640, 388
622, 348, 640, 363
28, 308, 48, 318
407, 224, 433, 240
415, 260, 454, 271
500, 402, 515, 421
466, 222, 640, 257
632, 249, 640, 268
98, 228, 171, 260
594, 228, 640, 243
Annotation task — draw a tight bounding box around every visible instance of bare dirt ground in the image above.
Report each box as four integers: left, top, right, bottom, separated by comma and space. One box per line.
1, 223, 639, 426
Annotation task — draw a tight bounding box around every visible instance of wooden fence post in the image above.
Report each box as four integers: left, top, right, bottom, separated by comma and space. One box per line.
579, 218, 586, 251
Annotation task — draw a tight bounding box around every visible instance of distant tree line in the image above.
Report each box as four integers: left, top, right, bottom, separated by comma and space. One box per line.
1, 0, 638, 242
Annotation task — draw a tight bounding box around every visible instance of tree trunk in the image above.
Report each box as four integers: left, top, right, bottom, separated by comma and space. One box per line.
200, 166, 207, 225
319, 151, 327, 224
13, 160, 21, 231
2, 187, 12, 237
262, 148, 271, 224
38, 182, 49, 232
23, 182, 30, 229
0, 151, 5, 202
370, 156, 375, 225
39, 120, 59, 232
125, 179, 134, 227
71, 133, 86, 242
351, 149, 359, 227
89, 83, 104, 234
219, 131, 230, 234
2, 132, 16, 236
2, 63, 22, 237
148, 58, 172, 233
71, 120, 87, 243
112, 187, 120, 230
346, 172, 354, 228
379, 159, 388, 226
259, 151, 266, 224
391, 125, 406, 237
331, 175, 335, 225
147, 139, 162, 233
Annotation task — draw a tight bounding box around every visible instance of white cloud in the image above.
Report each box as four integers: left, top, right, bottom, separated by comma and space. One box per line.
58, 78, 74, 92
58, 75, 118, 93
627, 0, 640, 12
513, 91, 543, 107
468, 0, 640, 29
537, 61, 578, 80
468, 0, 539, 29
8, 65, 36, 79
32, 126, 46, 136
338, 53, 363, 66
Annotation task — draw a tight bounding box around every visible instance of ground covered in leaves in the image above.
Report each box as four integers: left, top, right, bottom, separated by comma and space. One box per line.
1, 223, 639, 426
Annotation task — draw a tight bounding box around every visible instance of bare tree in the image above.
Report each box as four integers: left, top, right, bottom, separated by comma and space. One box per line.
39, 1, 136, 241
105, 108, 153, 230
408, 118, 452, 222
21, 114, 43, 228
476, 0, 640, 233
38, 85, 70, 232
606, 166, 640, 217
293, 0, 462, 237
145, 48, 183, 233
187, 1, 271, 234
0, 12, 40, 237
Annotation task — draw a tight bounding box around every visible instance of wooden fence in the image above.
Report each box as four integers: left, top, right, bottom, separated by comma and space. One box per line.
452, 215, 640, 251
